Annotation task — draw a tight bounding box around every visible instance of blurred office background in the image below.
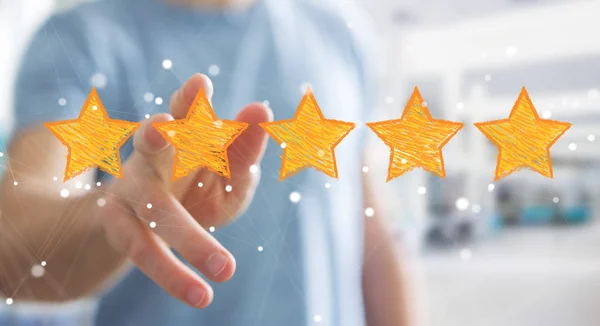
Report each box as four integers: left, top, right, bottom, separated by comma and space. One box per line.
2, 0, 600, 325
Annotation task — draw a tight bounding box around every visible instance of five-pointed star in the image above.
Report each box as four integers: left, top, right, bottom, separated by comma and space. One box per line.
475, 87, 571, 181
152, 87, 248, 180
45, 88, 139, 181
367, 87, 463, 181
260, 88, 355, 181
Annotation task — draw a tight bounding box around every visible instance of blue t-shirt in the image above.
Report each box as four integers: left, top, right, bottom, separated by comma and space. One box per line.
12, 0, 377, 325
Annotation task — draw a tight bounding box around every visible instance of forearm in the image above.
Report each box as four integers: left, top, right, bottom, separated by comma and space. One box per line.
362, 214, 416, 326
0, 129, 128, 302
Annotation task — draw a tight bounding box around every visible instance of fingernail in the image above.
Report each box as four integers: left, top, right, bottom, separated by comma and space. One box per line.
205, 252, 228, 276
186, 287, 205, 307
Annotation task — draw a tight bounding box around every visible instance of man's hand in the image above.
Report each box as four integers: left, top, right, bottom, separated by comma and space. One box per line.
95, 74, 270, 308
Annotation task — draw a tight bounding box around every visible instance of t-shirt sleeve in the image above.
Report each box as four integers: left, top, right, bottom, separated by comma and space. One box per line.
11, 12, 97, 137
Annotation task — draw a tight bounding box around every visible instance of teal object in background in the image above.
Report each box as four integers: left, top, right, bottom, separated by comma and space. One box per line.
562, 206, 591, 224
521, 205, 555, 225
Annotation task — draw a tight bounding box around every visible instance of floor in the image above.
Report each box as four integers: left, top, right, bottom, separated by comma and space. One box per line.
422, 221, 600, 326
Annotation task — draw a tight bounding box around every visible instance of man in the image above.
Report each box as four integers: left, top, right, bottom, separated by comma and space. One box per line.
0, 0, 415, 325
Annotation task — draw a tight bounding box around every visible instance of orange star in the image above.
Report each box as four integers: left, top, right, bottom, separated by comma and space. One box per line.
260, 88, 355, 181
45, 88, 139, 181
367, 87, 463, 181
475, 87, 571, 181
153, 88, 248, 180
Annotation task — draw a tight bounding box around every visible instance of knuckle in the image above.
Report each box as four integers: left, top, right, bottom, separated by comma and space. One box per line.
128, 239, 152, 266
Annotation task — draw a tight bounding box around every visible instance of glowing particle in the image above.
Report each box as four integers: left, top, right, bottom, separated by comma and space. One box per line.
588, 135, 595, 142
96, 182, 102, 187
488, 184, 495, 192
97, 198, 106, 207
31, 264, 45, 278
362, 166, 369, 173
84, 184, 91, 190
143, 92, 154, 102
155, 97, 163, 105
209, 226, 215, 232
145, 114, 150, 119
289, 191, 301, 203
58, 98, 67, 106
162, 59, 173, 70
280, 143, 287, 149
553, 197, 560, 203
198, 182, 204, 188
75, 181, 82, 189
568, 143, 577, 151
225, 185, 233, 192
364, 207, 375, 217
542, 111, 552, 119
208, 64, 220, 76
41, 261, 47, 267
59, 189, 70, 198
257, 246, 263, 252
13, 181, 17, 186
314, 315, 322, 322
6, 298, 13, 305
149, 221, 156, 228
325, 183, 331, 189
147, 203, 153, 209
455, 197, 469, 211
90, 72, 108, 89
249, 165, 259, 174
417, 186, 426, 195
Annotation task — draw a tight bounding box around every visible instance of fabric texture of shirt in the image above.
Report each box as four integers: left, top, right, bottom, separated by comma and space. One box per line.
11, 0, 378, 325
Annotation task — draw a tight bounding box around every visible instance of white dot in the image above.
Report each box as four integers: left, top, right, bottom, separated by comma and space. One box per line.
145, 114, 150, 119
263, 100, 270, 107
421, 101, 428, 107
143, 92, 154, 102
58, 98, 67, 106
162, 59, 173, 69
542, 110, 552, 119
472, 204, 481, 214
149, 221, 157, 228
147, 203, 153, 209
31, 264, 45, 278
52, 176, 58, 181
418, 186, 426, 195
41, 261, 47, 267
401, 158, 407, 164
314, 315, 322, 322
257, 246, 264, 252
6, 298, 13, 305
488, 184, 495, 192
167, 130, 176, 137
588, 135, 595, 142
280, 143, 287, 149
364, 207, 375, 217
215, 120, 223, 128
90, 72, 108, 89
75, 181, 82, 189
249, 165, 259, 174
568, 143, 577, 151
553, 197, 560, 203
300, 82, 313, 93
456, 102, 464, 110
96, 182, 102, 187
209, 226, 215, 232
13, 181, 17, 186
92, 105, 98, 111
198, 182, 204, 188
84, 184, 91, 190
325, 183, 331, 189
588, 88, 599, 99
460, 248, 472, 261
455, 197, 470, 211
225, 185, 233, 192
385, 96, 394, 104
0, 152, 3, 158
155, 97, 163, 105
208, 64, 220, 76
506, 46, 518, 57
289, 191, 302, 203
362, 166, 369, 173
97, 198, 106, 207
484, 74, 492, 81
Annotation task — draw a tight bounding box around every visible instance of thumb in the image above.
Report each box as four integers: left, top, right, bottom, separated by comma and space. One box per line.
227, 103, 273, 180
127, 113, 175, 181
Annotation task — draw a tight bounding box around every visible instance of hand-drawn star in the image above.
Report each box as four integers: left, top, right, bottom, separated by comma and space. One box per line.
153, 88, 248, 180
260, 88, 355, 181
475, 87, 571, 181
367, 87, 463, 181
45, 88, 139, 181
